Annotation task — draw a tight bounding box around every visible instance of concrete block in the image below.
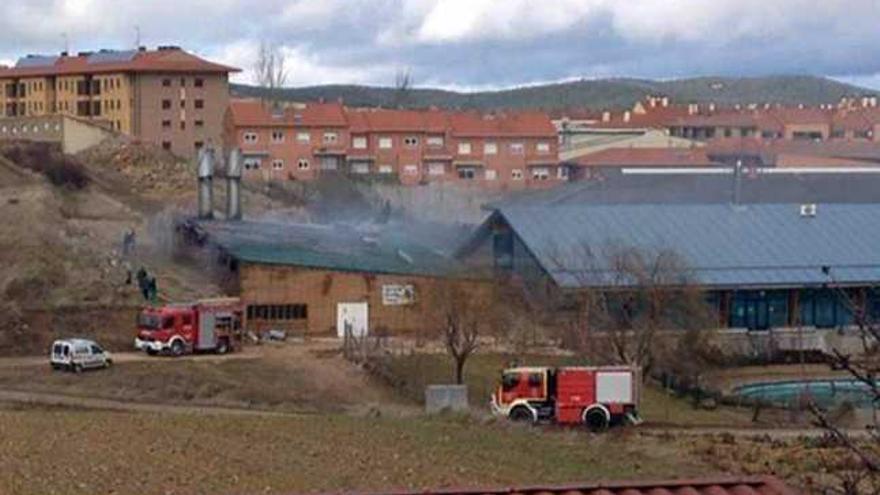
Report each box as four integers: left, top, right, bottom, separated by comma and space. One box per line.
425, 384, 468, 414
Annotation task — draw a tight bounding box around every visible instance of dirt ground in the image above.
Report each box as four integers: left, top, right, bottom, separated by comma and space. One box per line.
0, 406, 719, 495
0, 341, 402, 415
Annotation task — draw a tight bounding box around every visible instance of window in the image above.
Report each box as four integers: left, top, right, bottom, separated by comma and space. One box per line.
427, 163, 445, 176
323, 132, 338, 144
536, 142, 551, 154
457, 167, 476, 180
484, 142, 498, 155
532, 167, 549, 180
243, 132, 258, 143
510, 142, 524, 154
194, 99, 204, 109
297, 158, 310, 170
352, 136, 367, 149
458, 142, 471, 155
194, 78, 204, 88
243, 158, 262, 170
194, 141, 204, 150
403, 136, 419, 147
246, 304, 308, 321
162, 141, 171, 150
511, 169, 523, 180
271, 130, 284, 143
180, 78, 186, 87
161, 99, 171, 110
162, 78, 171, 87
351, 162, 370, 174
180, 99, 186, 109
378, 137, 393, 149
378, 164, 393, 174
195, 120, 204, 128
426, 135, 444, 147
272, 159, 284, 170
403, 164, 418, 175
162, 120, 171, 129
296, 132, 310, 143
557, 166, 569, 180
180, 121, 186, 130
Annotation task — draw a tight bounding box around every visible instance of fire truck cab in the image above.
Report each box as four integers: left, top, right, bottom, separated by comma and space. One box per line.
134, 298, 242, 356
491, 366, 641, 431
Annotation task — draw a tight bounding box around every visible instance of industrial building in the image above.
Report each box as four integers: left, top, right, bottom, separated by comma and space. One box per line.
183, 218, 482, 336
458, 201, 880, 332
0, 46, 239, 158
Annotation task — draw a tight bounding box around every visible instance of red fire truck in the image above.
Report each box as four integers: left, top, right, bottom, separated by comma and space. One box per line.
491, 366, 641, 431
134, 297, 243, 356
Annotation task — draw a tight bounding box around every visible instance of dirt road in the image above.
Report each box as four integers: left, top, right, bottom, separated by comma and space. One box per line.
0, 347, 261, 369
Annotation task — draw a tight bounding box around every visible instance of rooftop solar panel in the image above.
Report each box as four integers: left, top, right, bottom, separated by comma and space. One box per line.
15, 55, 60, 68
87, 50, 138, 65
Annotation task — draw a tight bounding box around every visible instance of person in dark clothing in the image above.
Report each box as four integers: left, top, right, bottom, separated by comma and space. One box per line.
136, 267, 149, 301
147, 276, 158, 305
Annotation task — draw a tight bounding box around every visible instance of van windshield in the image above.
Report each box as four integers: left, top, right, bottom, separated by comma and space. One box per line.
137, 313, 161, 329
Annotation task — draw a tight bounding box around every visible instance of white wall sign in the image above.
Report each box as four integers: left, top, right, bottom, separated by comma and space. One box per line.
382, 284, 415, 305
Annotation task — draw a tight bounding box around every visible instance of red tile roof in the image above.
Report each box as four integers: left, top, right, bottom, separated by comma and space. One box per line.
345, 108, 450, 133
0, 47, 238, 78
449, 111, 556, 137
572, 147, 717, 167
228, 99, 348, 128
300, 476, 800, 495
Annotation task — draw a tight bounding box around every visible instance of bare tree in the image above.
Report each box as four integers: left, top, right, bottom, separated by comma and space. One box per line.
393, 68, 413, 108
437, 281, 488, 385
548, 243, 716, 378
809, 269, 880, 494
253, 40, 288, 110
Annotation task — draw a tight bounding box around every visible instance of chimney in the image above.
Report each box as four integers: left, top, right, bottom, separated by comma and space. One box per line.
197, 147, 215, 220
732, 159, 743, 205
226, 148, 243, 221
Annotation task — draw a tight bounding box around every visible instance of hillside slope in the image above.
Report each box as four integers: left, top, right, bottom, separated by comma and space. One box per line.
232, 75, 872, 111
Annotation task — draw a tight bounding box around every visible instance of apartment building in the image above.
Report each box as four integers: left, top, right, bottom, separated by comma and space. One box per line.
0, 46, 238, 158
225, 99, 349, 181
225, 99, 561, 189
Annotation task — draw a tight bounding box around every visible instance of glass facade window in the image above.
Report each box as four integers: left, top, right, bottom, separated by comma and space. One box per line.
729, 290, 788, 331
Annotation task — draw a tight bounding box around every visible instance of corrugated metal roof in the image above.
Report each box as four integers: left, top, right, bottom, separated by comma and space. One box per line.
195, 220, 465, 278
299, 475, 799, 495
493, 202, 880, 289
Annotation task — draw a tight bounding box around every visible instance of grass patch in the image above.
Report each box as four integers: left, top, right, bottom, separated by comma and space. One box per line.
0, 408, 713, 495
383, 352, 760, 426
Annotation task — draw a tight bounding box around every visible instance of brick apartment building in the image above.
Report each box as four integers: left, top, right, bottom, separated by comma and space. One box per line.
225, 99, 563, 189
0, 46, 238, 158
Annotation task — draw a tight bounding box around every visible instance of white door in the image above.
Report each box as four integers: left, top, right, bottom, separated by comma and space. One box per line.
337, 302, 368, 338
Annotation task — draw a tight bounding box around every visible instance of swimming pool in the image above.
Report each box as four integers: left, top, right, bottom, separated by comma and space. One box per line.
731, 379, 876, 409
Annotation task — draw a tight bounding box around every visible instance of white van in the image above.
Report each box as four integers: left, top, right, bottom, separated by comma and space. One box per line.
50, 339, 112, 372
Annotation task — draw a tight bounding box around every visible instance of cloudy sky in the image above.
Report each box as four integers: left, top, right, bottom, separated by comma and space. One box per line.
3, 0, 880, 90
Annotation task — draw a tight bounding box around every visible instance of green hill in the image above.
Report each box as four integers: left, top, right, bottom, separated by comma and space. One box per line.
231, 75, 874, 111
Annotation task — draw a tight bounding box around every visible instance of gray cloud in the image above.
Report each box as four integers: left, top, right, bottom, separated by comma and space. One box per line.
2, 0, 880, 89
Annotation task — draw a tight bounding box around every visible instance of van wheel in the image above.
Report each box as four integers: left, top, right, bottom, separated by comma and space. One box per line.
584, 407, 610, 432
170, 340, 185, 357
215, 339, 229, 355
72, 364, 83, 374
146, 349, 158, 356
509, 406, 535, 424
104, 359, 113, 369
